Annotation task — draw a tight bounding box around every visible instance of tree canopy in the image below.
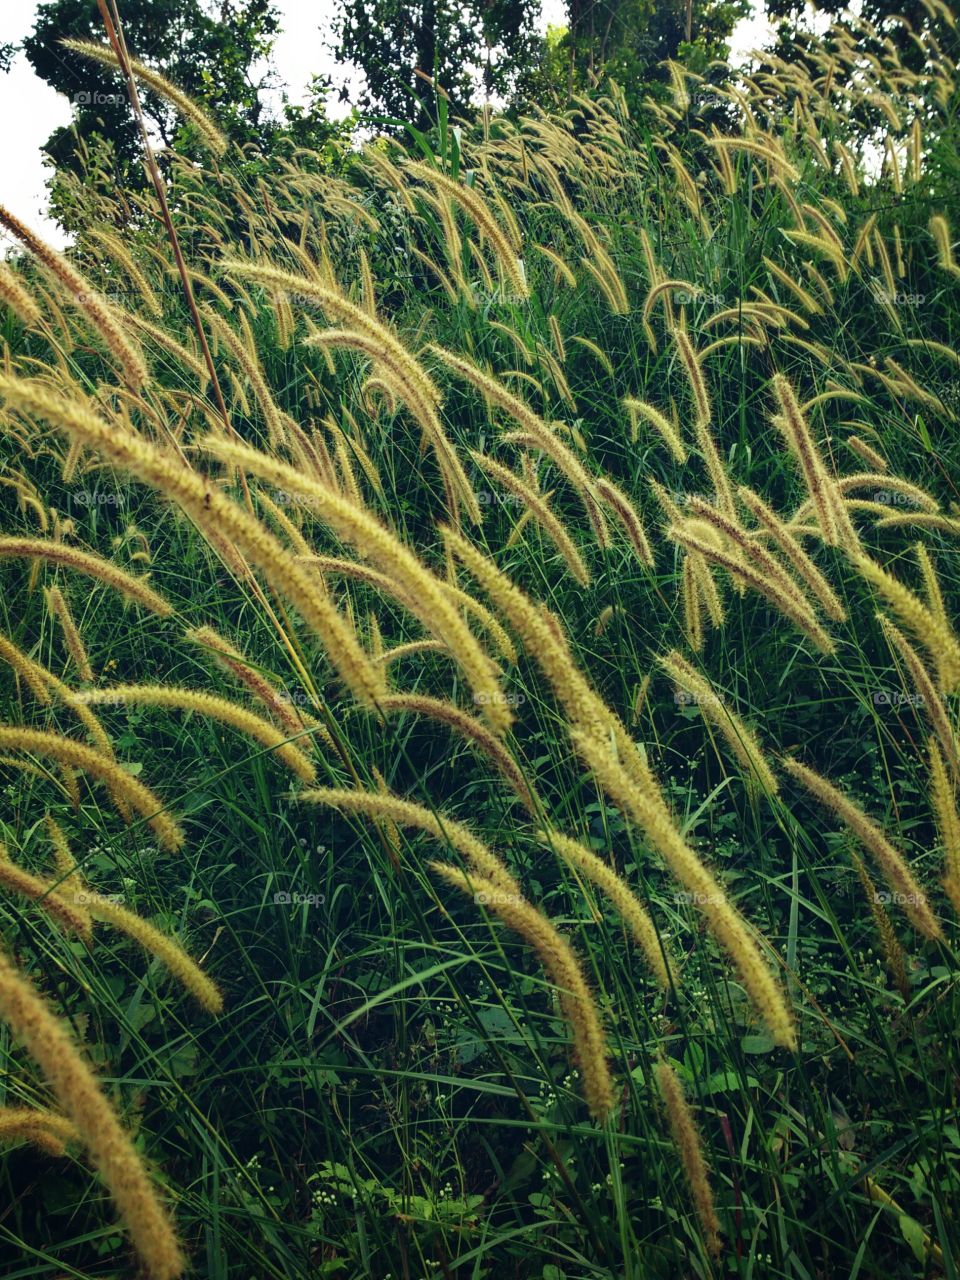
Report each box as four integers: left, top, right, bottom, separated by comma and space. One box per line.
23, 0, 281, 167
332, 0, 544, 126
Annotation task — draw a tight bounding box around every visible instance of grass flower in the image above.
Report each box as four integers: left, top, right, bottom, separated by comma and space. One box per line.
655, 1058, 722, 1256
299, 787, 519, 896
929, 214, 960, 276
572, 728, 795, 1048
537, 829, 670, 988
668, 519, 834, 653
853, 552, 960, 692
430, 862, 616, 1119
404, 161, 528, 299
80, 884, 223, 1014
470, 450, 590, 584
79, 685, 317, 783
928, 741, 960, 914
877, 614, 957, 780
736, 486, 846, 621
0, 207, 147, 389
0, 262, 41, 327
782, 758, 941, 940
0, 376, 384, 708
44, 585, 94, 681
62, 39, 227, 156
379, 693, 534, 810
0, 726, 183, 850
0, 843, 92, 939
199, 437, 509, 730
658, 650, 779, 796
0, 948, 186, 1278
770, 373, 849, 547
849, 849, 910, 997
623, 398, 687, 461
0, 535, 171, 617
0, 1106, 79, 1156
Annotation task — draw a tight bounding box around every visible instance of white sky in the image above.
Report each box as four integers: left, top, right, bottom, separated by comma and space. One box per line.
1, 0, 774, 249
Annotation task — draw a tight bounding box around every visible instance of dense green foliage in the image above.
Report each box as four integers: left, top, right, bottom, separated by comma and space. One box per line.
23, 0, 282, 163
0, 7, 959, 1279
332, 0, 543, 125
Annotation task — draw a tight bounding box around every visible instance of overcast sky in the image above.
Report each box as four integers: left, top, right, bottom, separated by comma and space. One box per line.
0, 0, 776, 249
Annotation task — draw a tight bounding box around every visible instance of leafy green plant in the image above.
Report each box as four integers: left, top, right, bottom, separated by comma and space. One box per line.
0, 7, 958, 1278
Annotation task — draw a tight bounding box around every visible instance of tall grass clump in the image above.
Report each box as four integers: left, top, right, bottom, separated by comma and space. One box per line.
0, 6, 958, 1276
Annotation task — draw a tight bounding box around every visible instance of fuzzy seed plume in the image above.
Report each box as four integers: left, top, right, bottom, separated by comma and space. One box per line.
0, 376, 385, 709
62, 39, 227, 156
572, 728, 796, 1048
0, 949, 186, 1278
0, 1106, 79, 1156
0, 726, 183, 850
79, 685, 316, 784
658, 651, 779, 796
199, 436, 509, 730
782, 757, 941, 940
655, 1058, 722, 1257
854, 552, 960, 692
0, 207, 147, 389
430, 862, 616, 1119
0, 843, 92, 939
537, 829, 670, 988
299, 787, 520, 895
83, 886, 223, 1014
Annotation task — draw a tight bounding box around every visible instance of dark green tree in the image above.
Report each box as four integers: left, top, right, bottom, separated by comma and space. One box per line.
764, 0, 930, 29
560, 0, 749, 113
332, 0, 543, 127
23, 0, 281, 168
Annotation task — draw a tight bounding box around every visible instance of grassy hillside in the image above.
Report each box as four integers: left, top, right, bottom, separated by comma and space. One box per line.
0, 9, 959, 1277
